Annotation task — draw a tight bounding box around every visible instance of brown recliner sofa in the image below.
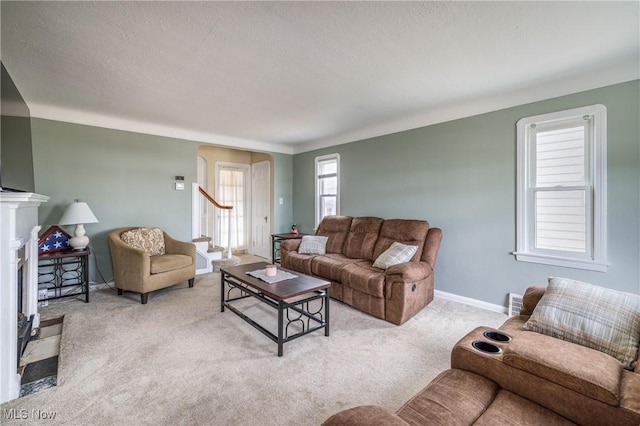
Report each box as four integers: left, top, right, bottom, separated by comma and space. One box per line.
108, 227, 196, 304
323, 285, 640, 425
280, 216, 442, 325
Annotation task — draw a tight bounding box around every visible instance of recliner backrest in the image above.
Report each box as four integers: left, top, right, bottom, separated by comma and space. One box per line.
373, 219, 430, 262
315, 216, 353, 254
342, 217, 384, 260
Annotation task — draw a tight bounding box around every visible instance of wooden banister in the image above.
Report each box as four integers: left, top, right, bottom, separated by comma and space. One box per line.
199, 186, 233, 210
198, 185, 233, 259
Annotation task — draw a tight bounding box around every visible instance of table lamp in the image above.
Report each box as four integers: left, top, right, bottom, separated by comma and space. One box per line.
58, 200, 99, 251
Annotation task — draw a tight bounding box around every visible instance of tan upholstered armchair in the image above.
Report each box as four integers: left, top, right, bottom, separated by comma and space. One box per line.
108, 227, 196, 304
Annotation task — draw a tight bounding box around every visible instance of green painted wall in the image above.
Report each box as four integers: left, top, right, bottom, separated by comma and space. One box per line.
292, 80, 640, 306
31, 118, 293, 282
273, 151, 294, 233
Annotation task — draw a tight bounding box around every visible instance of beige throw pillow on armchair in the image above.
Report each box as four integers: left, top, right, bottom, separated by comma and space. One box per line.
121, 227, 166, 256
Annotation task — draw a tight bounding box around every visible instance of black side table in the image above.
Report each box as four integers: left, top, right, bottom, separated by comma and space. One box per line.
271, 233, 306, 264
38, 249, 90, 303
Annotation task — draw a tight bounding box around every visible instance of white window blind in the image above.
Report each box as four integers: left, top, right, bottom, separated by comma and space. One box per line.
516, 105, 607, 272
534, 125, 587, 253
315, 154, 340, 227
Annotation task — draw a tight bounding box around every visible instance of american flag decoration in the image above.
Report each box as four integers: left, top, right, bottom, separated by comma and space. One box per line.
38, 225, 72, 254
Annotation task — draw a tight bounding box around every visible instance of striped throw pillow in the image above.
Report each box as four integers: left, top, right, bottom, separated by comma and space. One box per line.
523, 277, 640, 370
298, 235, 329, 255
373, 242, 418, 270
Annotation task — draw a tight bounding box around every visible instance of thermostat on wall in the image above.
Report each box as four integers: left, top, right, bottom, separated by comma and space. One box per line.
175, 182, 185, 190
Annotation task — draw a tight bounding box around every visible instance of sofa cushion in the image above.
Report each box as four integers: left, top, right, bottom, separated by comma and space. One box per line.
474, 390, 577, 426
121, 227, 166, 256
316, 215, 353, 254
340, 262, 386, 298
502, 329, 624, 406
397, 369, 499, 426
299, 235, 329, 254
373, 242, 418, 270
323, 406, 409, 426
523, 277, 640, 370
281, 251, 316, 276
372, 219, 429, 262
342, 217, 384, 260
311, 253, 364, 282
150, 254, 192, 274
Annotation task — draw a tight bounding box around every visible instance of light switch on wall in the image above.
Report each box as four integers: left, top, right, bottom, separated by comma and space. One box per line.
279, 197, 284, 205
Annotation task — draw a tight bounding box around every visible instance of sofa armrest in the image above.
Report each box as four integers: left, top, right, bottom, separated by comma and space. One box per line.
385, 261, 432, 282
280, 238, 302, 252
322, 405, 409, 426
520, 285, 547, 317
279, 239, 302, 265
163, 232, 196, 259
421, 227, 442, 268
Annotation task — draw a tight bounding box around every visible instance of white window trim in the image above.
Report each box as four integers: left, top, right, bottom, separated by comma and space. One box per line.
515, 104, 608, 272
314, 153, 340, 229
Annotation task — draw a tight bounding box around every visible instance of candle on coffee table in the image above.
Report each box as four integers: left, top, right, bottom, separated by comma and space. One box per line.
265, 264, 277, 277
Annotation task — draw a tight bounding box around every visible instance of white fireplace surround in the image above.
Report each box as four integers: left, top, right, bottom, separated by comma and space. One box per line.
0, 192, 49, 404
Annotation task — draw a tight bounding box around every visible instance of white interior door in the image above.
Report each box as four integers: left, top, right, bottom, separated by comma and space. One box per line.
251, 161, 270, 259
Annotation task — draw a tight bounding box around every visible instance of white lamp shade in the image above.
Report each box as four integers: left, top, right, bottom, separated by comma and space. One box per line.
58, 201, 98, 251
59, 201, 98, 225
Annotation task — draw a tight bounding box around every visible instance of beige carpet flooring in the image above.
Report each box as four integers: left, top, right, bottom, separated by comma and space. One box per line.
2, 267, 507, 425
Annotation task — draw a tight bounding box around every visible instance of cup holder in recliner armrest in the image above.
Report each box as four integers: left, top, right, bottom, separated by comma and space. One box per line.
472, 340, 502, 355
483, 330, 512, 343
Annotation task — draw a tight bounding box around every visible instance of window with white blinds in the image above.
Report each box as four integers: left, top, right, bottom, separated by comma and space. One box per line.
515, 105, 607, 271
315, 154, 340, 228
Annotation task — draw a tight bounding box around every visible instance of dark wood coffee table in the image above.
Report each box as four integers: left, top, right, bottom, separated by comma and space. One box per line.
220, 262, 330, 356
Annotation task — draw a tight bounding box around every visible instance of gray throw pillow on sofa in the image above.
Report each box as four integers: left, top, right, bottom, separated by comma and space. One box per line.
298, 235, 329, 255
373, 242, 418, 270
523, 277, 640, 370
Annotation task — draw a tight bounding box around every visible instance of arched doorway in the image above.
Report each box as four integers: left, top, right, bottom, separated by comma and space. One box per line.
195, 146, 273, 260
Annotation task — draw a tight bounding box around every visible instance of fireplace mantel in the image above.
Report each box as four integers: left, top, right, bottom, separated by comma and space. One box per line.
0, 192, 49, 404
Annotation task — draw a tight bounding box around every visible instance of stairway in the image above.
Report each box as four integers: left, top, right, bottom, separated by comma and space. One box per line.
193, 236, 241, 273
193, 236, 224, 274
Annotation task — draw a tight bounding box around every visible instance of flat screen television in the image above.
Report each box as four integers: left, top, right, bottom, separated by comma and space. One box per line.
1, 61, 35, 193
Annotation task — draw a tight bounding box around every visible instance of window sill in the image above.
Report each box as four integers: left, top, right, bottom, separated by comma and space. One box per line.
513, 252, 608, 272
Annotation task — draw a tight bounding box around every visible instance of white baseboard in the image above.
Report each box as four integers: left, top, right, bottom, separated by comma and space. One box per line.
434, 289, 508, 315
89, 282, 113, 291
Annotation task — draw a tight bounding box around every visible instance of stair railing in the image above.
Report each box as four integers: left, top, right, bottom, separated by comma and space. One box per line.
197, 185, 233, 259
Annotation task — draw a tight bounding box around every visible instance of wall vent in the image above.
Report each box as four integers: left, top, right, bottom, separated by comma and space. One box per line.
508, 293, 523, 317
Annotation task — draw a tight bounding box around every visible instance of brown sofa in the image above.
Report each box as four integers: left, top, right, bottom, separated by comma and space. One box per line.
323, 285, 640, 425
280, 216, 442, 325
108, 227, 196, 304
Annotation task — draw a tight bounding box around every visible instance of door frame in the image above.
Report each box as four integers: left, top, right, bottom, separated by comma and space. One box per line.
250, 160, 271, 258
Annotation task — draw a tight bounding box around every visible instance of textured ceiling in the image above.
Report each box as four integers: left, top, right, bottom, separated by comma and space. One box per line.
1, 1, 638, 154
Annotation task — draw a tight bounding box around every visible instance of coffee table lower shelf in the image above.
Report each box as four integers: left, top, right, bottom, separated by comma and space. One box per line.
220, 265, 330, 356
